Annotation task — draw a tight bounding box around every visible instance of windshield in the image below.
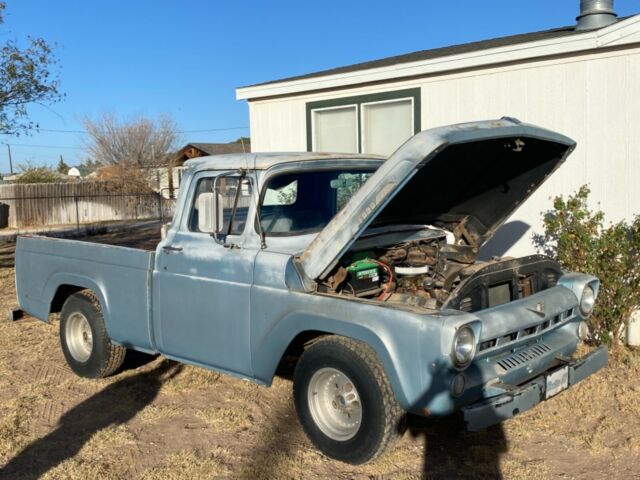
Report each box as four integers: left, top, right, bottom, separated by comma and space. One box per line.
258, 169, 375, 236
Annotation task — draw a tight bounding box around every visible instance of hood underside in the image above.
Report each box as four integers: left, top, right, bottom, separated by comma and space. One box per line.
298, 118, 576, 281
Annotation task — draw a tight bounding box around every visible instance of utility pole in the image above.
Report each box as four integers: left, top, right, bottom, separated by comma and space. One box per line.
6, 144, 13, 175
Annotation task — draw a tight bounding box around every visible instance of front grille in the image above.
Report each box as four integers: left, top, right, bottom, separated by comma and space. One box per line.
545, 270, 559, 288
497, 343, 552, 371
477, 307, 575, 352
459, 297, 473, 312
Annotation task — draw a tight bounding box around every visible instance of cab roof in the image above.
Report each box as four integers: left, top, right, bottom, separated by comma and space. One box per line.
184, 152, 386, 171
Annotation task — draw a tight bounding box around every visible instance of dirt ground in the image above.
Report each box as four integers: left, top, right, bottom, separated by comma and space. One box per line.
0, 225, 638, 479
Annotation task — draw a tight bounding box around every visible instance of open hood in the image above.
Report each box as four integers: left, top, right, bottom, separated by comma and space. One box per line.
298, 118, 576, 281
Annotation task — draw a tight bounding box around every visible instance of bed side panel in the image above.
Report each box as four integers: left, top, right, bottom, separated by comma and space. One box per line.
15, 236, 155, 350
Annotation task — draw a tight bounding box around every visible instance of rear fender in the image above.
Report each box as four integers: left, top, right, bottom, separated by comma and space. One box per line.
42, 273, 113, 335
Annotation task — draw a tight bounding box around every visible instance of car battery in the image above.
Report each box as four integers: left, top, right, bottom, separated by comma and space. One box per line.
346, 259, 381, 296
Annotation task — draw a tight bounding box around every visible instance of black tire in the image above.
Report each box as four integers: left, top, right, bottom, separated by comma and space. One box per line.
293, 336, 405, 464
59, 290, 126, 378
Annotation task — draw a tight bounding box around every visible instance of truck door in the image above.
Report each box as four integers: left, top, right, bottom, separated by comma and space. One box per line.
153, 171, 257, 376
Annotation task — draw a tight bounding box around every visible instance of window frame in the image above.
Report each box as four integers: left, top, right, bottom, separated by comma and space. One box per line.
306, 88, 421, 153
187, 171, 255, 237
310, 104, 359, 153
360, 97, 415, 156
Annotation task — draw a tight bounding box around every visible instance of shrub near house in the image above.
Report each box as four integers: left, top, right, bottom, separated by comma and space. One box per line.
535, 186, 640, 345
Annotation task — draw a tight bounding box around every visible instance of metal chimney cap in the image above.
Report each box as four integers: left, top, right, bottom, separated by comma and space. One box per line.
576, 0, 618, 31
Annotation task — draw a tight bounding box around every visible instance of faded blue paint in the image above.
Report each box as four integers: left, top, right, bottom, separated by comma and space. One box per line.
16, 236, 155, 350
15, 119, 606, 426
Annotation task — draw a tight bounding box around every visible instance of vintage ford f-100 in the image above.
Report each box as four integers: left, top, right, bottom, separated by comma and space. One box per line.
15, 118, 607, 464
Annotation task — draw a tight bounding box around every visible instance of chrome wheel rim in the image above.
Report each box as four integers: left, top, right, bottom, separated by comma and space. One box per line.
65, 312, 93, 362
307, 367, 362, 441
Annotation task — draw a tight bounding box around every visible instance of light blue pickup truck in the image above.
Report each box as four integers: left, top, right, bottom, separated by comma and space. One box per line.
15, 118, 607, 464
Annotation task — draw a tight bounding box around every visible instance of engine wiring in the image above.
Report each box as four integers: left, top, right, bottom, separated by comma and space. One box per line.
371, 259, 394, 302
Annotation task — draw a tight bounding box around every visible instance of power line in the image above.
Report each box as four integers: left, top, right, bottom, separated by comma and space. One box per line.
13, 126, 250, 135
0, 125, 251, 152
3, 143, 82, 150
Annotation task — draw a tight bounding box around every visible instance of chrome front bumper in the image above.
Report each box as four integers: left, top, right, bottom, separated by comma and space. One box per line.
462, 345, 608, 431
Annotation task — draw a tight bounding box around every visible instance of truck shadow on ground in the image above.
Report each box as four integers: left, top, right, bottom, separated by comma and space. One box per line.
408, 414, 507, 479
238, 398, 507, 480
0, 359, 182, 480
261, 358, 507, 479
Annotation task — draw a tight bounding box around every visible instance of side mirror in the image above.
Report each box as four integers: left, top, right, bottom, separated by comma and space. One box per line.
197, 192, 224, 234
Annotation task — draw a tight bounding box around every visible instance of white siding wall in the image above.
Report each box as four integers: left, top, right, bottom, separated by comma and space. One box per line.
247, 46, 640, 257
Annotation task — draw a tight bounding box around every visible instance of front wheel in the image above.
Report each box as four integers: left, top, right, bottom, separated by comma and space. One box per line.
293, 336, 405, 464
60, 290, 126, 378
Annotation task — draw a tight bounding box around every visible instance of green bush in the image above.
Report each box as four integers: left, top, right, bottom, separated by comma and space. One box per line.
534, 186, 640, 346
13, 167, 63, 184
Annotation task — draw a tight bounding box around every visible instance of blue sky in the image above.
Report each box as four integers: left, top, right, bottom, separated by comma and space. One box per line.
2, 0, 637, 170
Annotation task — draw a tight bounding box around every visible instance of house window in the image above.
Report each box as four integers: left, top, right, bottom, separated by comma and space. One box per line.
311, 105, 358, 153
306, 88, 420, 156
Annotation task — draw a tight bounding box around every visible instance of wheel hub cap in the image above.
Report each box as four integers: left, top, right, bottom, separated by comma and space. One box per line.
66, 312, 93, 362
308, 368, 362, 441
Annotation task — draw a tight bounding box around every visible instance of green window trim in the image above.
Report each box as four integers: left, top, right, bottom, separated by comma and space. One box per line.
306, 87, 421, 152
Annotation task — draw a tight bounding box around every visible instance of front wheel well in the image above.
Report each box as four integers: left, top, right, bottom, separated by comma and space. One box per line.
50, 285, 87, 314
274, 330, 331, 378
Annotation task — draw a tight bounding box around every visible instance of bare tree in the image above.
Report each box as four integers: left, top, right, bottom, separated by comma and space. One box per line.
83, 113, 180, 167
82, 112, 182, 190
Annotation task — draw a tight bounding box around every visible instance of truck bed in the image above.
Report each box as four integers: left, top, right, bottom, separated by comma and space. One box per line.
80, 223, 162, 251
15, 235, 155, 351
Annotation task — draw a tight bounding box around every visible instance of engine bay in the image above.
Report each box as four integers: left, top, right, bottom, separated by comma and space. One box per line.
317, 227, 563, 313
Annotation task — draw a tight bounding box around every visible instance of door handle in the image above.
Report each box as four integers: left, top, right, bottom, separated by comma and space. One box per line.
162, 245, 183, 252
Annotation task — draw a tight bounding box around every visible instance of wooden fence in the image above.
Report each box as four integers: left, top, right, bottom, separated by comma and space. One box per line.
0, 182, 175, 229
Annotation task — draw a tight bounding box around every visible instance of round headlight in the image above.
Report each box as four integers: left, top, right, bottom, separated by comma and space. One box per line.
580, 285, 596, 316
452, 325, 476, 369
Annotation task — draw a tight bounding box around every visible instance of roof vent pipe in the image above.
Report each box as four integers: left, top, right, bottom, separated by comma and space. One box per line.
576, 0, 618, 31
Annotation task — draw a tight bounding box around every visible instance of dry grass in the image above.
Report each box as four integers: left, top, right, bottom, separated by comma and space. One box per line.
137, 404, 185, 424
240, 447, 326, 480
500, 458, 549, 480
195, 406, 254, 431
161, 365, 221, 393
142, 448, 231, 480
0, 395, 36, 463
85, 424, 136, 449
41, 458, 123, 480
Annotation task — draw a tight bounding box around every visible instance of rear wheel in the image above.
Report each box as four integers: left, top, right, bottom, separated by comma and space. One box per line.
60, 290, 126, 378
293, 336, 405, 464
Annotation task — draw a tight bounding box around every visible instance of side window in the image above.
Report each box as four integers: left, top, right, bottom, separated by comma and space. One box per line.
189, 175, 253, 235
263, 178, 298, 206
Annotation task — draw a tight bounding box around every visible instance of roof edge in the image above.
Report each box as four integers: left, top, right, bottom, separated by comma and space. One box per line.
236, 14, 639, 101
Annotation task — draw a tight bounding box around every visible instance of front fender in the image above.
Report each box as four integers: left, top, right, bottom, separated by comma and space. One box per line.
251, 306, 439, 410
252, 313, 408, 406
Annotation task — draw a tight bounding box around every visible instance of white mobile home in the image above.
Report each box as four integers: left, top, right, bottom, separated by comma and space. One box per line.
236, 3, 640, 257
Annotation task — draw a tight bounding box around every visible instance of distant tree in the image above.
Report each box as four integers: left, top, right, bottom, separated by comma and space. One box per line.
14, 161, 62, 184
233, 137, 250, 144
0, 2, 62, 134
77, 157, 101, 176
82, 113, 182, 191
83, 113, 181, 168
56, 156, 70, 174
